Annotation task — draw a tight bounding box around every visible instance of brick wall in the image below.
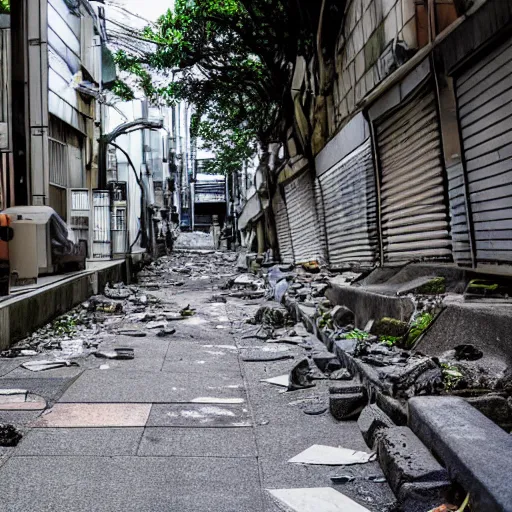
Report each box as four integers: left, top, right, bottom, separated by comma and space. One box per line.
332, 0, 419, 128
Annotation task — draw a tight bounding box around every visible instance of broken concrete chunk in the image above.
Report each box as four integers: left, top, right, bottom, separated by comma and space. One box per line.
21, 360, 79, 372
312, 352, 338, 373
146, 321, 168, 330
253, 306, 287, 327
330, 393, 366, 421
288, 359, 315, 391
331, 305, 355, 328
377, 426, 450, 508
329, 368, 352, 381
157, 328, 176, 337
93, 348, 134, 360
118, 329, 147, 338
357, 404, 395, 449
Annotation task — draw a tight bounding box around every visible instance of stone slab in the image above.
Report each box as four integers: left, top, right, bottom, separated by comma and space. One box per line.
138, 427, 257, 457
0, 378, 74, 404
0, 456, 264, 512
58, 370, 245, 403
267, 487, 371, 512
31, 403, 152, 428
377, 426, 450, 500
409, 396, 512, 512
148, 403, 251, 427
16, 428, 144, 456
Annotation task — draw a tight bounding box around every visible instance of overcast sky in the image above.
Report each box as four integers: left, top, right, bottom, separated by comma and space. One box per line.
113, 0, 174, 23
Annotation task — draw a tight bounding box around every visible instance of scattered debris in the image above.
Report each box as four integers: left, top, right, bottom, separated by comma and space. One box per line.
118, 330, 147, 338
330, 369, 352, 381
21, 360, 80, 372
330, 474, 386, 484
288, 444, 374, 466
157, 328, 176, 337
260, 375, 290, 388
180, 305, 196, 317
0, 424, 23, 447
289, 359, 315, 391
241, 354, 294, 362
93, 348, 135, 360
267, 487, 371, 512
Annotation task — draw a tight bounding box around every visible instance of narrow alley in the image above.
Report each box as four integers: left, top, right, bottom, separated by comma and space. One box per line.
0, 242, 393, 512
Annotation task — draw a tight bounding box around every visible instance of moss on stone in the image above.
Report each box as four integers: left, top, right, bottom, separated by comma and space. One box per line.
371, 317, 409, 338
416, 277, 446, 295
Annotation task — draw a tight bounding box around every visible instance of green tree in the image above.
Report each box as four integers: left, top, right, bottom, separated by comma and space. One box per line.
0, 0, 10, 14
111, 0, 343, 253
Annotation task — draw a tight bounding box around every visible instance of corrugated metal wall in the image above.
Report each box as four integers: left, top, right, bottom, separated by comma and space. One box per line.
376, 85, 452, 264
314, 177, 327, 263
318, 139, 378, 268
446, 163, 472, 265
456, 36, 512, 265
272, 188, 294, 263
284, 170, 323, 264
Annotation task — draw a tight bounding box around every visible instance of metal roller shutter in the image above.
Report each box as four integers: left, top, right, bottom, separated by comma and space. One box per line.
318, 139, 378, 268
456, 36, 512, 265
376, 85, 451, 264
272, 189, 294, 263
284, 170, 323, 264
314, 177, 327, 261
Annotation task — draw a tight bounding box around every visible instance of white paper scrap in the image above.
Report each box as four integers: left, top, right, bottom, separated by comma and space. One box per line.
267, 487, 371, 512
260, 375, 289, 388
191, 397, 245, 404
288, 444, 374, 466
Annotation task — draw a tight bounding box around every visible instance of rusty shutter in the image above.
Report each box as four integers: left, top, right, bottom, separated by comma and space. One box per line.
376, 85, 451, 264
284, 170, 323, 264
272, 189, 294, 263
456, 36, 512, 265
318, 140, 378, 268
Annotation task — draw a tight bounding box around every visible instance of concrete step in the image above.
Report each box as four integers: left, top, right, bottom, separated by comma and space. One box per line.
409, 396, 512, 512
377, 426, 451, 512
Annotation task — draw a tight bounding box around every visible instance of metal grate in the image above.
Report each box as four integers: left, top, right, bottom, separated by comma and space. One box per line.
49, 138, 68, 188
92, 190, 111, 259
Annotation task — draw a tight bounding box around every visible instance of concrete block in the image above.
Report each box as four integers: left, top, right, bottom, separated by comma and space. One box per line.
378, 426, 449, 490
330, 393, 366, 420
466, 393, 512, 429
371, 317, 409, 337
329, 381, 365, 395
358, 404, 394, 448
409, 396, 512, 512
397, 481, 452, 512
312, 352, 338, 372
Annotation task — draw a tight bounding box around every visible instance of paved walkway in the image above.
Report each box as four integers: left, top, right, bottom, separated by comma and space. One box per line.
0, 252, 393, 511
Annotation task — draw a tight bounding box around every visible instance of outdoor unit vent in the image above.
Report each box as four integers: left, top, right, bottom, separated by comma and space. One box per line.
68, 189, 90, 251
92, 190, 111, 259
108, 182, 128, 257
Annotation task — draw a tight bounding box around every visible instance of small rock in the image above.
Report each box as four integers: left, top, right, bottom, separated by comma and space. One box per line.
157, 328, 176, 337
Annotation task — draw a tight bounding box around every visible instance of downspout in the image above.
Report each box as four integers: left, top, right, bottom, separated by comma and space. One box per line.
109, 142, 147, 250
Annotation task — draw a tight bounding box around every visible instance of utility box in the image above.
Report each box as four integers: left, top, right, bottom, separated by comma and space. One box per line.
9, 220, 38, 286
